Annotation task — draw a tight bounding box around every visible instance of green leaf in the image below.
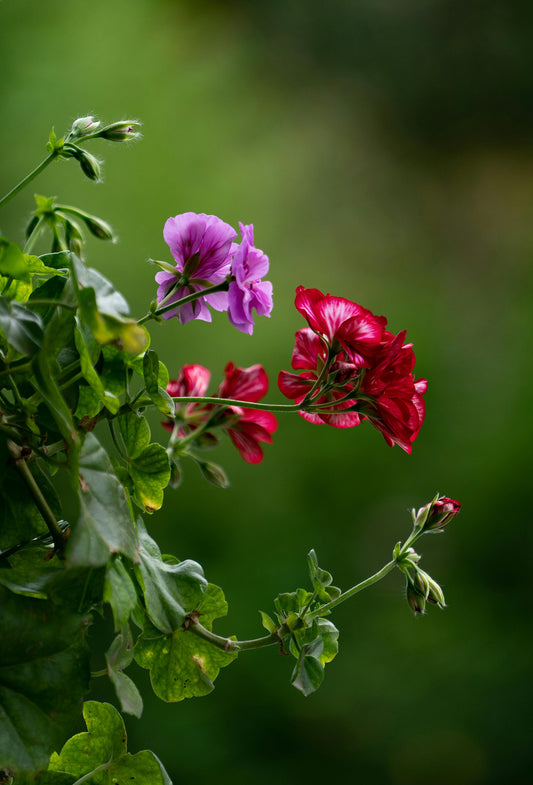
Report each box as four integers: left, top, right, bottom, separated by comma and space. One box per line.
129, 353, 169, 388
316, 618, 339, 665
32, 350, 80, 450
307, 549, 340, 602
143, 350, 175, 416
291, 641, 325, 696
0, 296, 43, 355
0, 587, 90, 778
104, 557, 139, 631
46, 701, 171, 784
105, 628, 143, 718
71, 256, 148, 356
134, 584, 236, 702
134, 518, 206, 634
74, 326, 120, 413
129, 443, 170, 512
67, 433, 139, 568
117, 410, 150, 458
259, 610, 278, 634
118, 412, 171, 512
0, 238, 63, 283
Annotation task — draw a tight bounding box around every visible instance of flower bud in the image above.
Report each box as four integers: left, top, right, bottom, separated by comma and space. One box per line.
70, 115, 100, 138
76, 149, 102, 181
196, 460, 230, 489
95, 120, 142, 142
406, 579, 426, 615
425, 574, 446, 608
415, 494, 460, 532
64, 217, 84, 256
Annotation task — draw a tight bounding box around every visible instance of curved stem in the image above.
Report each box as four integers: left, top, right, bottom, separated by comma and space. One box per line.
310, 559, 397, 617
137, 280, 229, 324
172, 395, 302, 413
0, 152, 58, 210
187, 620, 287, 653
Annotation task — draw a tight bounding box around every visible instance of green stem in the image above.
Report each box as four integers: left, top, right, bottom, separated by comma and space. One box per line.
302, 346, 335, 403
7, 440, 66, 553
0, 151, 58, 210
137, 280, 230, 324
310, 559, 398, 617
23, 215, 47, 254
172, 395, 302, 413
187, 620, 287, 653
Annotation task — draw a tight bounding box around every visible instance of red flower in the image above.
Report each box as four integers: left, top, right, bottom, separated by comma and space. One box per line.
163, 362, 277, 464
278, 328, 361, 428
358, 331, 427, 453
294, 286, 386, 366
278, 287, 427, 452
162, 364, 211, 434
216, 363, 278, 464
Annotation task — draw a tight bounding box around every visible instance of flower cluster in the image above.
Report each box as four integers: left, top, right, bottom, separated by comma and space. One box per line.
278, 286, 427, 453
164, 362, 277, 464
154, 212, 273, 334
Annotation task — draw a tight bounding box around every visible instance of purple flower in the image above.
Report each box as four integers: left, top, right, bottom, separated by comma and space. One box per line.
227, 223, 273, 335
155, 212, 237, 323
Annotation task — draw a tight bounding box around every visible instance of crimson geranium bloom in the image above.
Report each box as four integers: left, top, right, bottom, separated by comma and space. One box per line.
216, 362, 277, 464
278, 328, 361, 428
358, 330, 427, 453
294, 286, 386, 366
162, 364, 211, 435
279, 287, 427, 452
164, 362, 277, 464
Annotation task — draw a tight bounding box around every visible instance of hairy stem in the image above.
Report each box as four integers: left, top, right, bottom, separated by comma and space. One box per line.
310, 559, 398, 617
0, 151, 58, 210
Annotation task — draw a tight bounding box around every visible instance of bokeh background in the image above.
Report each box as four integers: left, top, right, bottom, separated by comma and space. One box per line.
2, 1, 533, 782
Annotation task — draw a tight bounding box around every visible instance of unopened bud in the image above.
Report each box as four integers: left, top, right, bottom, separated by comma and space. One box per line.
96, 120, 142, 142
76, 149, 102, 181
406, 579, 426, 615
70, 115, 100, 138
415, 494, 460, 533
64, 218, 84, 256
197, 460, 230, 489
425, 573, 446, 608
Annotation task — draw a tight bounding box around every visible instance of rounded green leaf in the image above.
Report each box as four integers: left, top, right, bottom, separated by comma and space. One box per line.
0, 588, 90, 778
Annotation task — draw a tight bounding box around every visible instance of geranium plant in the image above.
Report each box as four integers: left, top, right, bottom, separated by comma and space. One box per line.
0, 116, 460, 784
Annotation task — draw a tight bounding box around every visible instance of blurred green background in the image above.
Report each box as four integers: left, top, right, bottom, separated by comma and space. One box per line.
2, 1, 532, 782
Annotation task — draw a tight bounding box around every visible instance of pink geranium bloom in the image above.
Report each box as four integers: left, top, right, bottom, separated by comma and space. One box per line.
294, 286, 386, 366
358, 331, 427, 453
216, 362, 277, 463
227, 223, 273, 335
156, 212, 237, 323
278, 328, 361, 428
